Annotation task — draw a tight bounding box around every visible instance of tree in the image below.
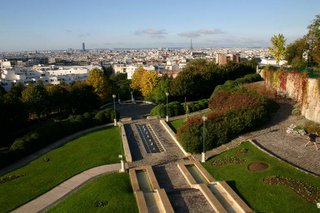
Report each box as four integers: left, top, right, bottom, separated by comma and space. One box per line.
46, 84, 70, 114
149, 76, 171, 103
269, 33, 287, 65
21, 81, 49, 118
110, 73, 131, 100
140, 71, 158, 97
286, 38, 308, 67
69, 81, 99, 114
130, 66, 145, 91
86, 68, 112, 102
101, 64, 114, 77
306, 15, 320, 65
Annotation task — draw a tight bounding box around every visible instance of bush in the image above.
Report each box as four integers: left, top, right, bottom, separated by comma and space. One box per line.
150, 101, 184, 117
178, 106, 269, 153
185, 99, 208, 113
178, 87, 273, 153
213, 73, 262, 94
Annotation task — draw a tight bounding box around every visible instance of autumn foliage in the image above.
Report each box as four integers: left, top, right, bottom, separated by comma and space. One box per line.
177, 85, 275, 153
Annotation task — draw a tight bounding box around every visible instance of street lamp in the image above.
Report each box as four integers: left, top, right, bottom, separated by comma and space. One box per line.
112, 94, 117, 126
119, 123, 125, 173
130, 90, 135, 103
165, 92, 169, 122
201, 115, 207, 163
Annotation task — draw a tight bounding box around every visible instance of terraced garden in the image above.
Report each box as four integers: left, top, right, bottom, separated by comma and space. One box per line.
203, 142, 320, 213
0, 127, 121, 212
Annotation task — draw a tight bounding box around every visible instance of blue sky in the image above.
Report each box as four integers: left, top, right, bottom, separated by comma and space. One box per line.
0, 0, 319, 51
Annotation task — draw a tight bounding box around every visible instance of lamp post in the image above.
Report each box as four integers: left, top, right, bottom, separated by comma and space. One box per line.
119, 123, 125, 173
201, 115, 207, 163
165, 92, 169, 122
130, 90, 135, 103
112, 94, 117, 126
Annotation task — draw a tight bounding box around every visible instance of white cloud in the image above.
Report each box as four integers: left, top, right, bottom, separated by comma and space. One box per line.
135, 28, 167, 38
178, 28, 223, 38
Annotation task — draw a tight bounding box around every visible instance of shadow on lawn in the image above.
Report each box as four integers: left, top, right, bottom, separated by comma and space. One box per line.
226, 180, 253, 209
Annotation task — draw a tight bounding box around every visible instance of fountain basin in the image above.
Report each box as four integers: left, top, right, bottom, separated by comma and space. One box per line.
129, 166, 174, 213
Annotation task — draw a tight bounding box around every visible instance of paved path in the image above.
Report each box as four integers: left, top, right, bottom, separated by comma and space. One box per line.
195, 100, 320, 176
12, 163, 121, 213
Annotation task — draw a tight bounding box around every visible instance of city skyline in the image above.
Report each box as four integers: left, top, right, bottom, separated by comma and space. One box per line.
0, 0, 319, 51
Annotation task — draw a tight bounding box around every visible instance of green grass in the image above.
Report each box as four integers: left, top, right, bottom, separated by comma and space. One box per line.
203, 141, 320, 213
0, 127, 121, 212
47, 172, 138, 213
168, 118, 184, 133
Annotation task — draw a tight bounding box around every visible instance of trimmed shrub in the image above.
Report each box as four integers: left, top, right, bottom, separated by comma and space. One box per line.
178, 87, 274, 153
178, 106, 269, 153
150, 101, 184, 117
213, 73, 262, 94
185, 99, 208, 113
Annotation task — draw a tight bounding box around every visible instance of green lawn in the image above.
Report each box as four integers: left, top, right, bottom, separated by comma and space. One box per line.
203, 141, 320, 213
47, 172, 138, 213
0, 127, 121, 212
168, 118, 184, 133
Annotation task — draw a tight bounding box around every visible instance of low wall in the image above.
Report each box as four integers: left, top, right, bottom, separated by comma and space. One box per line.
159, 119, 190, 156
263, 70, 320, 123
119, 123, 132, 163
129, 166, 174, 213
177, 161, 252, 213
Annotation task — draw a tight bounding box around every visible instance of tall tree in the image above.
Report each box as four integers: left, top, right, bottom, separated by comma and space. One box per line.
86, 68, 112, 102
140, 71, 158, 97
69, 81, 99, 113
130, 66, 145, 91
110, 73, 131, 100
21, 81, 49, 118
286, 38, 308, 67
150, 76, 171, 103
46, 84, 70, 114
269, 33, 287, 65
306, 14, 320, 65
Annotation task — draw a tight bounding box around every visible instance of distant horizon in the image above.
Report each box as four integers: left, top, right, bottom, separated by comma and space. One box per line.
0, 44, 269, 54
1, 0, 319, 52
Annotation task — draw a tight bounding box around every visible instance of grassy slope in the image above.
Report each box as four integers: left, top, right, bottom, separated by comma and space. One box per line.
203, 142, 320, 213
168, 118, 184, 133
47, 173, 138, 213
0, 127, 121, 212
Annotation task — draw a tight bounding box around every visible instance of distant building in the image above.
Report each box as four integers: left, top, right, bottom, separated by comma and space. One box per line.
113, 64, 156, 79
0, 61, 101, 91
216, 53, 240, 65
82, 42, 86, 51
260, 58, 287, 66
191, 51, 207, 58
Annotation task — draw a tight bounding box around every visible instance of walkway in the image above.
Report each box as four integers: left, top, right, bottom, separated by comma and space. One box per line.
12, 163, 121, 213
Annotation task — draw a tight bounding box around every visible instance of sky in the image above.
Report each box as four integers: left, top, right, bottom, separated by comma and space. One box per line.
0, 0, 319, 51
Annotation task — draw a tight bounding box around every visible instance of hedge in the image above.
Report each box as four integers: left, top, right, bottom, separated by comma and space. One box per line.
185, 99, 208, 113
150, 101, 184, 117
178, 87, 276, 153
150, 99, 208, 118
213, 73, 262, 94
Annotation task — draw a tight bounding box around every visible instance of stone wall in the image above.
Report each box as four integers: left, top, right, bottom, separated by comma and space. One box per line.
262, 70, 320, 123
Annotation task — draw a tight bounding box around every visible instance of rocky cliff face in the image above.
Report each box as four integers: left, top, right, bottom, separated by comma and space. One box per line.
263, 70, 320, 124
